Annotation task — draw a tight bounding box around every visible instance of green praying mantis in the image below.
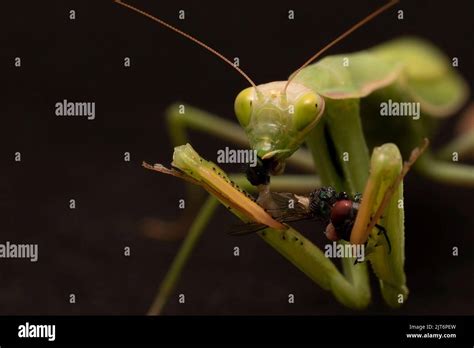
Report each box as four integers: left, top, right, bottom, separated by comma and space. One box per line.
114, 0, 473, 314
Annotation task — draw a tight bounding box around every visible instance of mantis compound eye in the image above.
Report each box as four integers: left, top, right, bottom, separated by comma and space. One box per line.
234, 87, 255, 128
293, 91, 324, 132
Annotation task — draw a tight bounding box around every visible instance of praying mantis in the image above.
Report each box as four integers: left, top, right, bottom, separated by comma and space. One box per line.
114, 0, 473, 314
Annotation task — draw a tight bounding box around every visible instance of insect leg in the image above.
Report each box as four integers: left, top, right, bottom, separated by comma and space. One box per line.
375, 223, 392, 254
353, 241, 368, 266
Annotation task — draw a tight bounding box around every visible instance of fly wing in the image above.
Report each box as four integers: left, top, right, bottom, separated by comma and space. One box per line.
262, 192, 309, 216
229, 192, 314, 236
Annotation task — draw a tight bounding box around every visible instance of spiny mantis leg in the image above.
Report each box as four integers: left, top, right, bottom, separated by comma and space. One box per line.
356, 138, 429, 242
349, 139, 428, 307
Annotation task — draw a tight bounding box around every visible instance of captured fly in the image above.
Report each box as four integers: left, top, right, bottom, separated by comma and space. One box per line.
231, 186, 391, 253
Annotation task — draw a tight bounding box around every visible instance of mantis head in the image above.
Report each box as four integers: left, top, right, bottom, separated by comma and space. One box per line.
234, 81, 325, 172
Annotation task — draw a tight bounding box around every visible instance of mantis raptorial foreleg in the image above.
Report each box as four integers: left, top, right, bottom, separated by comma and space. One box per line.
146, 138, 415, 310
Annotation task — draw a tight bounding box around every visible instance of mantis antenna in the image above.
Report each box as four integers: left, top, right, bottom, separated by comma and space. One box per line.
114, 0, 258, 89
283, 0, 399, 94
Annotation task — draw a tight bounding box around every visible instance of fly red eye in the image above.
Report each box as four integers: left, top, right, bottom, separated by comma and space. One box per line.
330, 200, 353, 227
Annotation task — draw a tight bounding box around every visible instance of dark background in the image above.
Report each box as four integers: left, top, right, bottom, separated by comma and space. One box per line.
0, 0, 473, 315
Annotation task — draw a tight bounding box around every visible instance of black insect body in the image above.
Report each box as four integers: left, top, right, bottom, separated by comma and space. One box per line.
245, 156, 286, 186
245, 157, 271, 186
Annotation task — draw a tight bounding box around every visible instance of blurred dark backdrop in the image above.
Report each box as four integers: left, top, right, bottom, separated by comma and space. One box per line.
0, 0, 473, 315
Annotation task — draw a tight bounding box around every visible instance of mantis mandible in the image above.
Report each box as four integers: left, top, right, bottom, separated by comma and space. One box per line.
114, 0, 473, 314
